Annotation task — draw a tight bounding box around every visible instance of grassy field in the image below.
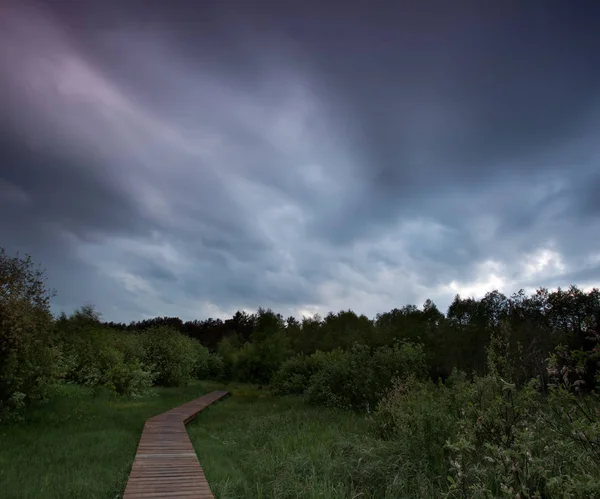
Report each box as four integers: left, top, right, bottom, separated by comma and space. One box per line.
190, 387, 414, 499
0, 381, 226, 499
0, 382, 413, 499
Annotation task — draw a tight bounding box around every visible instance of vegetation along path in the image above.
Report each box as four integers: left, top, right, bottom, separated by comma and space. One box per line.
123, 390, 230, 499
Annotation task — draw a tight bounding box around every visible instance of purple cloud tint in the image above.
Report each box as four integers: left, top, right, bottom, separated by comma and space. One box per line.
1, 0, 600, 322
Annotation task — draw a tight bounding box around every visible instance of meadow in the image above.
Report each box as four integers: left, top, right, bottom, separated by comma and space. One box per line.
2, 249, 600, 498
0, 382, 380, 499
0, 381, 223, 498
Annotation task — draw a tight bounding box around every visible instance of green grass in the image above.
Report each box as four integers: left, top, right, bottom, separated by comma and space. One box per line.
189, 386, 407, 499
1, 382, 420, 499
0, 381, 227, 499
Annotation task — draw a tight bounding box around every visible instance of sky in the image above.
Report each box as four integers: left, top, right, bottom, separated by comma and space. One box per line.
1, 0, 599, 323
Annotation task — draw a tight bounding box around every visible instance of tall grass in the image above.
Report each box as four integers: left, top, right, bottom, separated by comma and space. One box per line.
3, 378, 600, 499
190, 386, 435, 499
0, 381, 226, 499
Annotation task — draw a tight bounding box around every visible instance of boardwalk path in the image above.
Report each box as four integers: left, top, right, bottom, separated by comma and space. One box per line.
123, 390, 230, 499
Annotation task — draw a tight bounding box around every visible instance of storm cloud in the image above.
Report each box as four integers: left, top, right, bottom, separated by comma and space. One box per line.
1, 0, 599, 322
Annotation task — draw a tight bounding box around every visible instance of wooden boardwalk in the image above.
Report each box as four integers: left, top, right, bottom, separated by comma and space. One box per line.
123, 390, 229, 499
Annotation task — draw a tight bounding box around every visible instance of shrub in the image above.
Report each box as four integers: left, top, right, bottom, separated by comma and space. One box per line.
0, 250, 59, 420
306, 347, 372, 411
191, 340, 211, 379
234, 342, 274, 383
443, 373, 548, 498
306, 343, 427, 412
441, 343, 600, 498
371, 342, 428, 399
219, 332, 290, 384
191, 340, 224, 380
206, 353, 225, 379
371, 358, 600, 497
56, 318, 154, 397
271, 352, 327, 395
216, 335, 241, 381
105, 359, 154, 398
373, 377, 453, 478
139, 326, 196, 387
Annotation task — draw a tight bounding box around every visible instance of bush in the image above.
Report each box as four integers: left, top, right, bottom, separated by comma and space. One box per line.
191, 340, 211, 379
206, 353, 225, 379
106, 360, 154, 398
191, 340, 224, 380
56, 317, 154, 397
305, 348, 371, 410
139, 326, 196, 387
371, 361, 600, 497
305, 343, 427, 412
271, 352, 327, 395
371, 342, 428, 399
440, 343, 600, 498
236, 335, 289, 384
374, 377, 453, 477
231, 342, 264, 383
0, 250, 59, 420
216, 334, 241, 381
218, 331, 289, 384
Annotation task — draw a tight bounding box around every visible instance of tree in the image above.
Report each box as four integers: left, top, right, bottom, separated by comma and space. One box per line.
70, 303, 102, 324
0, 249, 58, 419
447, 294, 491, 376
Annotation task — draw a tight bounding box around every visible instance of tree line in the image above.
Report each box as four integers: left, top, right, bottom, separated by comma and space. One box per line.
104, 287, 599, 389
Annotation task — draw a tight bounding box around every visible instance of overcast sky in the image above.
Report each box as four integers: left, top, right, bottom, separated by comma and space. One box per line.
1, 0, 599, 322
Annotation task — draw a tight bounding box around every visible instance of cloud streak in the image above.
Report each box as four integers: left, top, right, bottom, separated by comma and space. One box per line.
1, 0, 599, 322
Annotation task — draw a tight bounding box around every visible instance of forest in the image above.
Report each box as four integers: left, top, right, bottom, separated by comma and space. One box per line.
2, 247, 600, 498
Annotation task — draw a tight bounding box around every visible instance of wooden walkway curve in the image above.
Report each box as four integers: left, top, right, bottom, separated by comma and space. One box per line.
123, 390, 230, 499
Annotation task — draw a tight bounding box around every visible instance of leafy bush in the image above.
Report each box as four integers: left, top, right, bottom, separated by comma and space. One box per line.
217, 330, 290, 384
103, 358, 155, 397
271, 352, 327, 395
139, 326, 196, 387
371, 342, 428, 398
56, 316, 154, 397
191, 340, 224, 380
206, 353, 225, 379
369, 374, 600, 498
367, 334, 600, 498
305, 348, 370, 410
191, 340, 211, 379
440, 341, 600, 498
306, 342, 427, 411
232, 342, 265, 383
0, 250, 59, 420
443, 374, 544, 498
216, 334, 241, 380
374, 377, 453, 477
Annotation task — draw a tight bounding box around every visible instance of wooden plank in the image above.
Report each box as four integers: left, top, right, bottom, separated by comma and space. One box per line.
122, 390, 229, 499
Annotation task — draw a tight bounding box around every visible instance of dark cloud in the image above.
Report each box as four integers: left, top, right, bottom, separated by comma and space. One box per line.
0, 123, 147, 240
300, 2, 600, 245
567, 171, 600, 220
1, 0, 599, 322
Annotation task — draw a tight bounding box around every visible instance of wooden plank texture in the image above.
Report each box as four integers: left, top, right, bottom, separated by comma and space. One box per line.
123, 390, 229, 499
